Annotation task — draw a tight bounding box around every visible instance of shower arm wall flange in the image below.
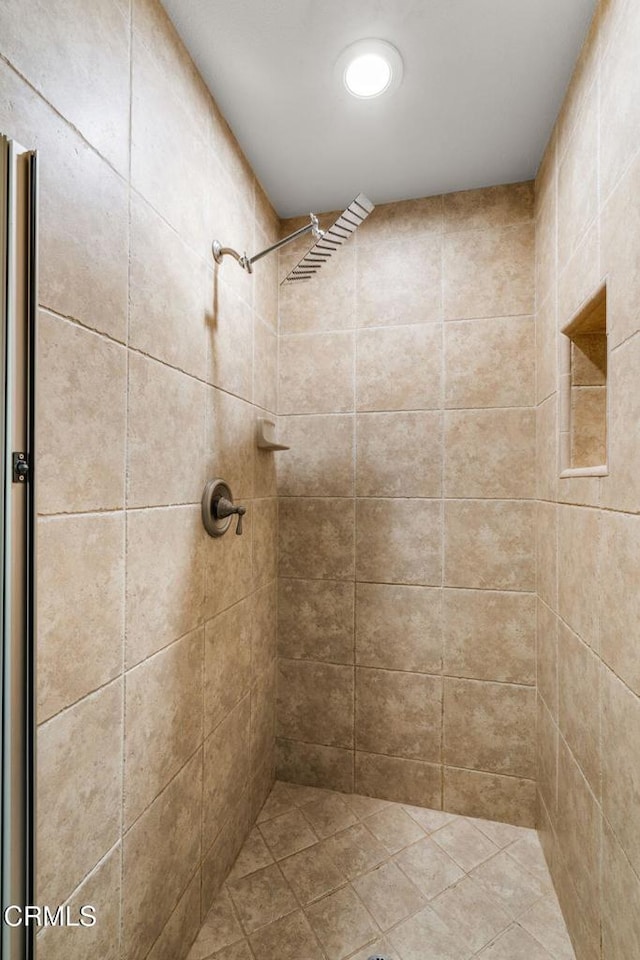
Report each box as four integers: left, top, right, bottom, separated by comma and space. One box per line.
211, 241, 252, 273
212, 213, 323, 273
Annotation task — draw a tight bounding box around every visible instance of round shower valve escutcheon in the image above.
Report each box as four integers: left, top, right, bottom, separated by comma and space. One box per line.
201, 478, 246, 537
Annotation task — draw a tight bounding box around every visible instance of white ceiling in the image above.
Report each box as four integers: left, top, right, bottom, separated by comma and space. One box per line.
163, 0, 597, 218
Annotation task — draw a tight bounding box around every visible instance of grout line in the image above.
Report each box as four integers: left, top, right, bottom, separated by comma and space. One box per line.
0, 46, 257, 309
37, 673, 123, 731
121, 740, 204, 841
119, 5, 134, 952
40, 497, 269, 520
0, 52, 130, 183
34, 841, 123, 940
278, 310, 535, 339
280, 577, 535, 597
212, 781, 565, 958
279, 658, 536, 687
278, 494, 538, 503
440, 214, 446, 809
37, 507, 126, 522
275, 737, 536, 783
609, 325, 640, 354
38, 304, 278, 417
279, 574, 536, 594
351, 243, 358, 794
279, 404, 536, 417
220, 882, 253, 948
142, 863, 202, 960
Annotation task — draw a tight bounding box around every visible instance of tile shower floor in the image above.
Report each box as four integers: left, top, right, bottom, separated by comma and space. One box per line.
188, 781, 575, 960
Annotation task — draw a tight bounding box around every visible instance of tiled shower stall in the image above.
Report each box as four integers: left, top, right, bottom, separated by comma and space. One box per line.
0, 0, 638, 957
276, 185, 538, 819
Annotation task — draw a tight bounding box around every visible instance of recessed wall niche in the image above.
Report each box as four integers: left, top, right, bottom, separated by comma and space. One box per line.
560, 284, 608, 476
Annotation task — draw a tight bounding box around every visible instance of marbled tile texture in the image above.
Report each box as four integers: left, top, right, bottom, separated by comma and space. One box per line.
12, 0, 640, 958
277, 181, 537, 829
186, 780, 575, 960
9, 1, 279, 958
534, 2, 640, 958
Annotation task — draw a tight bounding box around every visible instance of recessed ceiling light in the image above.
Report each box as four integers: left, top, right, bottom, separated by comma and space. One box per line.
336, 39, 403, 100
345, 53, 391, 97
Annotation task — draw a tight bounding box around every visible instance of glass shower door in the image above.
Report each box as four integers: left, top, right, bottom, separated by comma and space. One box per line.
1, 133, 37, 960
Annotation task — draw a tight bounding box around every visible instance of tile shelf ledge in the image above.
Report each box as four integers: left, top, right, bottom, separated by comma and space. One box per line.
256, 417, 290, 451
559, 465, 608, 479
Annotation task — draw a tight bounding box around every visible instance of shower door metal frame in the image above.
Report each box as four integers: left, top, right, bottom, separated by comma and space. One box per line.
1, 133, 38, 960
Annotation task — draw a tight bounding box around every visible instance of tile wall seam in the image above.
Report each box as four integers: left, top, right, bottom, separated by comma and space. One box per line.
277, 190, 540, 817
224, 878, 255, 958
442, 763, 536, 786
0, 51, 129, 184
280, 495, 538, 502
36, 673, 123, 732
37, 507, 126, 522
120, 2, 134, 950
34, 840, 123, 941
556, 72, 600, 168
199, 782, 250, 869
597, 124, 640, 217
352, 237, 358, 793
200, 281, 210, 916
38, 670, 125, 729
539, 498, 639, 519
278, 574, 538, 594
131, 34, 209, 150
281, 578, 535, 597
143, 862, 202, 960
40, 302, 280, 413
57, 494, 278, 522
442, 220, 536, 242
285, 656, 536, 687
129, 179, 225, 277
20, 0, 282, 947
203, 690, 254, 752
594, 48, 604, 926
545, 699, 640, 926
556, 722, 602, 814
126, 622, 205, 678
608, 325, 640, 354
443, 403, 536, 412
444, 313, 535, 325
535, 389, 555, 406
124, 497, 202, 511
600, 809, 640, 888
556, 217, 600, 289
117, 502, 200, 515
439, 198, 446, 810
38, 305, 129, 350
537, 686, 556, 725
279, 735, 532, 783
279, 313, 536, 339
38, 303, 250, 404
550, 717, 604, 922
129, 182, 213, 264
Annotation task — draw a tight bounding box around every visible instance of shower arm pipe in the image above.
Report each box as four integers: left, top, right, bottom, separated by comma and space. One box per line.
212, 213, 323, 274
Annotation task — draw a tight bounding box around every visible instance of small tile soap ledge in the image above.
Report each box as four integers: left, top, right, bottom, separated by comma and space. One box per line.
256, 417, 290, 451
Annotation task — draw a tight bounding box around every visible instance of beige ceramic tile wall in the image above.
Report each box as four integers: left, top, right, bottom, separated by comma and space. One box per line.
276, 182, 538, 827
0, 1, 279, 957
534, 0, 640, 957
